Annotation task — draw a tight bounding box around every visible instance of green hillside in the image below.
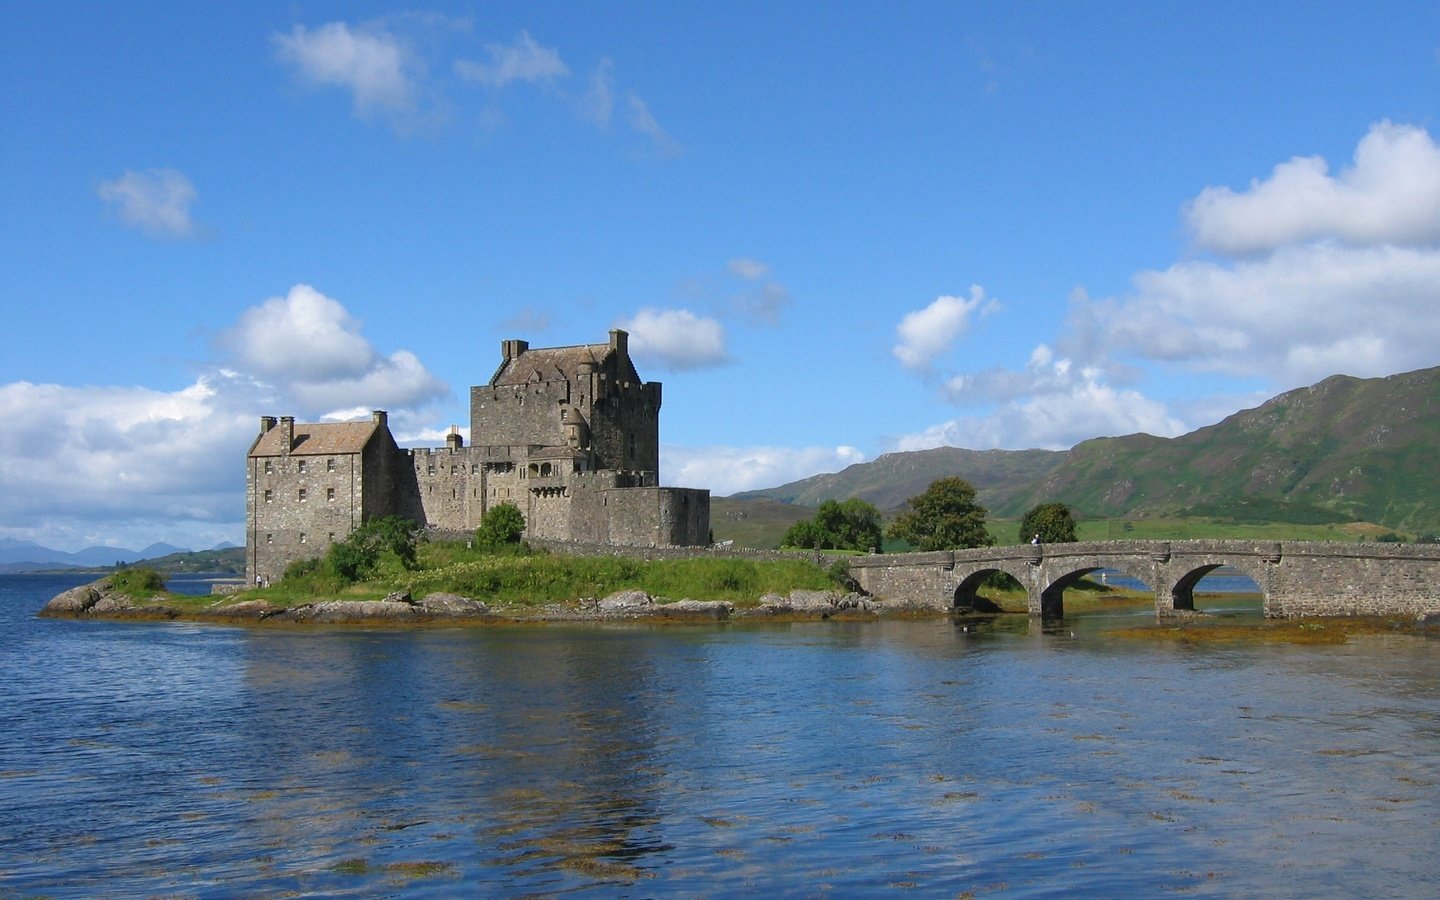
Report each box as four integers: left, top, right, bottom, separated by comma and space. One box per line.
716, 364, 1440, 546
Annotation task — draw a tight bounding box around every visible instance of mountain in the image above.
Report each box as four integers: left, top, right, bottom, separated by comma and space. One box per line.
0, 538, 195, 573
734, 446, 1065, 511
723, 364, 1440, 535
1028, 366, 1440, 529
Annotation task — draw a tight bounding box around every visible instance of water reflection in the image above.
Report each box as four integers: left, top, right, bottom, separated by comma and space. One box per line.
3, 575, 1438, 896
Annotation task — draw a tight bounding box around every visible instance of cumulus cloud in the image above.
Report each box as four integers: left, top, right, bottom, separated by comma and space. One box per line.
274, 21, 419, 118
618, 308, 728, 371
454, 31, 567, 87
97, 168, 199, 239
0, 374, 263, 551
898, 350, 1185, 451
893, 286, 998, 371
1186, 121, 1440, 254
921, 120, 1440, 453
0, 286, 451, 551
216, 284, 448, 415
663, 444, 867, 496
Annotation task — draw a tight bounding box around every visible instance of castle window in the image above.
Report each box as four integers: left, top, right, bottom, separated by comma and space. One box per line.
297, 460, 307, 474
428, 465, 435, 475
326, 458, 335, 472
265, 533, 272, 544
264, 489, 272, 503
299, 532, 307, 544
326, 487, 335, 501
328, 532, 335, 542
264, 460, 273, 474
298, 488, 307, 502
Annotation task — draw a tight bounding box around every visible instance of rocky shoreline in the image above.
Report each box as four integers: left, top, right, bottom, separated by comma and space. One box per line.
38, 577, 927, 626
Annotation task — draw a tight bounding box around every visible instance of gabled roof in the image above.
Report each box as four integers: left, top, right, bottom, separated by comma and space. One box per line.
490, 338, 642, 388
249, 421, 380, 457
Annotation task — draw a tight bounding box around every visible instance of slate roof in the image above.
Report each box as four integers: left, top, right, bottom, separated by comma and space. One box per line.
490, 340, 641, 387
248, 421, 379, 457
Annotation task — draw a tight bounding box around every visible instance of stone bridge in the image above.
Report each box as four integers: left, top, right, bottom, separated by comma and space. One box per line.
846, 539, 1440, 619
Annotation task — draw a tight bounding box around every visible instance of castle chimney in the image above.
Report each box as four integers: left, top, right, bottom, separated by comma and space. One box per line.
372, 410, 388, 429
279, 416, 294, 452
446, 425, 463, 450
502, 339, 530, 360
259, 416, 276, 435
609, 329, 628, 355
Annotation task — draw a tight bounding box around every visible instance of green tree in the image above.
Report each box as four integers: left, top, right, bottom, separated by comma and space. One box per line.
475, 502, 526, 549
327, 515, 420, 583
886, 477, 994, 551
781, 498, 884, 552
1018, 502, 1078, 545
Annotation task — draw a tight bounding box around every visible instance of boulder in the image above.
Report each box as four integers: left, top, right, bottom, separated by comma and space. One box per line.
418, 593, 490, 617
598, 590, 654, 612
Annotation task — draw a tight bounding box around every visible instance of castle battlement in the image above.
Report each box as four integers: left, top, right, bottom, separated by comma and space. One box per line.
245, 330, 710, 584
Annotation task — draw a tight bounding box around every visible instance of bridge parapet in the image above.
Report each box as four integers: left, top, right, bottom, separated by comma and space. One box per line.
845, 539, 1440, 619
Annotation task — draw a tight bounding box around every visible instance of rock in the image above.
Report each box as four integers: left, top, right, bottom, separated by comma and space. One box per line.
383, 590, 414, 605
656, 599, 732, 620
42, 582, 106, 615
598, 590, 654, 612
91, 593, 137, 613
273, 600, 422, 624
418, 593, 490, 617
755, 590, 879, 616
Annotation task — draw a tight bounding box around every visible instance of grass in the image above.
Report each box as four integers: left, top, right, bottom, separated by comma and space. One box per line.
239, 540, 841, 610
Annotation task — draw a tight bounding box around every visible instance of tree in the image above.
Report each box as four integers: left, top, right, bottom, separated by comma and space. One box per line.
886, 477, 994, 551
327, 515, 420, 583
475, 502, 526, 550
1018, 502, 1078, 545
781, 498, 884, 552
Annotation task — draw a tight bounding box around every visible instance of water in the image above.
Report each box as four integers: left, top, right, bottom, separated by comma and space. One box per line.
2, 573, 1437, 897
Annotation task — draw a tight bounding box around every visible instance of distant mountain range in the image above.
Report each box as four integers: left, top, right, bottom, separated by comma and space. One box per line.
732, 364, 1440, 534
0, 539, 239, 574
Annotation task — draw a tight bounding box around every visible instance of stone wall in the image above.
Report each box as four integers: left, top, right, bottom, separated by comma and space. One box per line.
848, 539, 1440, 619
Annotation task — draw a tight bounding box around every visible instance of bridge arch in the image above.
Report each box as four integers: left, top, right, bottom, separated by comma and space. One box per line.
1161, 555, 1270, 613
952, 562, 1032, 612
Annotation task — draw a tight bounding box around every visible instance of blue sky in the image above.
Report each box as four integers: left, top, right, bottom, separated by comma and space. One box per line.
4, 2, 1440, 551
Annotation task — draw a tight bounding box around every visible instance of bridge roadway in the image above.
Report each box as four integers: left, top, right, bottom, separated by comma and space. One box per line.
845, 539, 1440, 619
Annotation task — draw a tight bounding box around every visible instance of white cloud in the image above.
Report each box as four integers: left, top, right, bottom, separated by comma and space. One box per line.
618, 308, 728, 371
724, 257, 790, 322
626, 93, 680, 156
97, 169, 198, 239
0, 287, 451, 551
1090, 241, 1440, 386
893, 286, 997, 371
454, 31, 567, 87
663, 444, 867, 496
0, 374, 262, 551
1186, 120, 1440, 254
217, 284, 376, 381
274, 22, 418, 117
580, 58, 615, 125
728, 257, 771, 281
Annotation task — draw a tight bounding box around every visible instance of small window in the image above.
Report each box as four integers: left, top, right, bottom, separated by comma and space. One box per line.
264, 460, 273, 474
297, 460, 307, 474
265, 533, 272, 544
264, 489, 273, 503
326, 458, 335, 472
298, 488, 307, 502
326, 487, 335, 501
299, 532, 307, 544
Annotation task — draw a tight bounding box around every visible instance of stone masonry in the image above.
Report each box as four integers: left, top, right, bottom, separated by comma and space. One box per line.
246, 330, 710, 584
848, 539, 1440, 619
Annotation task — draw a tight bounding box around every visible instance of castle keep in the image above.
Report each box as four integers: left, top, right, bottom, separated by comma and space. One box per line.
246, 330, 711, 583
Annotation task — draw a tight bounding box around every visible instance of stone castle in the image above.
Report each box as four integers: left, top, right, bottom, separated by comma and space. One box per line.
246, 330, 711, 583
